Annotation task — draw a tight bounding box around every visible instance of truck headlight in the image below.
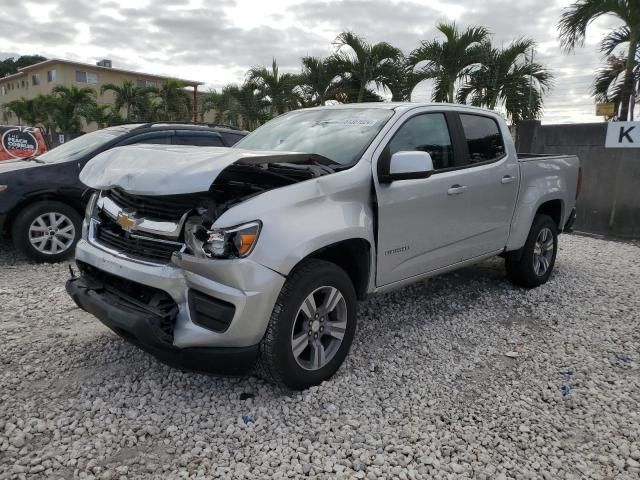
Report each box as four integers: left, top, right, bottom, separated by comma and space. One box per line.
186, 220, 261, 259
85, 191, 99, 219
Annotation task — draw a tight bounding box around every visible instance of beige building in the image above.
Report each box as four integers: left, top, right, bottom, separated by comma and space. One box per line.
0, 58, 203, 131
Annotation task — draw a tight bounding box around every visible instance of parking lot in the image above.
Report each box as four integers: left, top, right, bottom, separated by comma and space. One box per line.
1, 234, 639, 479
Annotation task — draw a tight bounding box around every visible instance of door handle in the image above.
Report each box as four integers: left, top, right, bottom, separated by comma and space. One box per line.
447, 184, 467, 195
501, 175, 516, 184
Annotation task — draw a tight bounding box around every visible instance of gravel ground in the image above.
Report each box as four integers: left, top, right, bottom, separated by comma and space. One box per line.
1, 234, 639, 480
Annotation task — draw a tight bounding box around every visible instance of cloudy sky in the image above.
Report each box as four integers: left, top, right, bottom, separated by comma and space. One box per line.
2, 0, 624, 123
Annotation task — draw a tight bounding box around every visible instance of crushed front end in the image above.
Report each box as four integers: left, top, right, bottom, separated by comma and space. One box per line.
66, 182, 288, 374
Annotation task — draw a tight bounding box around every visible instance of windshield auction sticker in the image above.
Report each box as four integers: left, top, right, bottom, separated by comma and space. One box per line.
1, 127, 39, 159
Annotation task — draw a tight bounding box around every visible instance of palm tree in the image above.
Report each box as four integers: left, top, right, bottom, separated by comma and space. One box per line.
82, 103, 123, 129
3, 99, 29, 124
150, 79, 193, 121
222, 82, 270, 129
457, 39, 553, 123
100, 80, 153, 122
331, 32, 403, 102
408, 22, 489, 103
559, 0, 640, 120
592, 26, 640, 118
298, 56, 340, 106
383, 55, 413, 101
247, 59, 301, 116
199, 90, 224, 122
51, 85, 97, 132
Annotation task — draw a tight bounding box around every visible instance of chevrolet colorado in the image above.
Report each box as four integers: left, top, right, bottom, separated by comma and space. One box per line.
66, 103, 581, 389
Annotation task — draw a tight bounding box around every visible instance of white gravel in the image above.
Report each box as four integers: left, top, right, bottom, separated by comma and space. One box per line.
1, 234, 639, 480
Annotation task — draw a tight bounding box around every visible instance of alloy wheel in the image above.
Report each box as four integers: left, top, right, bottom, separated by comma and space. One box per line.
290, 286, 348, 371
28, 212, 76, 255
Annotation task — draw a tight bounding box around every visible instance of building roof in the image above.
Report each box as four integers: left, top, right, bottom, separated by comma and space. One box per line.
0, 58, 203, 86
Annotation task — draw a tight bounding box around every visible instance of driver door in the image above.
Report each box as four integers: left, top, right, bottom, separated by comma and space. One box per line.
374, 111, 474, 286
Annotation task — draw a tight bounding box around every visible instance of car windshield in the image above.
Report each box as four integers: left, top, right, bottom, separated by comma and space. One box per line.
234, 108, 394, 165
35, 125, 139, 164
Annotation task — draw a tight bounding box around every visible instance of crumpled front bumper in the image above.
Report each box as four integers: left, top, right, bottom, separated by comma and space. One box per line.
67, 239, 286, 372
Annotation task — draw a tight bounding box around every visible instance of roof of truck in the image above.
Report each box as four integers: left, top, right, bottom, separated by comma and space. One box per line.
313, 102, 502, 115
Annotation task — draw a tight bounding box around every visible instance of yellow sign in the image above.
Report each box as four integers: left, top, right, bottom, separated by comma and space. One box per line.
596, 103, 616, 117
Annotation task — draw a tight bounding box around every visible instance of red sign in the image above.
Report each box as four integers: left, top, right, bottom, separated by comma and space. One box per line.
0, 126, 48, 161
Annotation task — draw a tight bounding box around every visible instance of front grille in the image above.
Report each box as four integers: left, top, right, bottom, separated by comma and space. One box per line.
107, 188, 199, 222
95, 218, 184, 263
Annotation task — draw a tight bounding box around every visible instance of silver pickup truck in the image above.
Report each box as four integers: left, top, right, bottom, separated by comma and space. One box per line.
66, 103, 581, 389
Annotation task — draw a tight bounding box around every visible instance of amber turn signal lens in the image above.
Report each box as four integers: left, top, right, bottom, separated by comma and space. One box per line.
235, 233, 257, 256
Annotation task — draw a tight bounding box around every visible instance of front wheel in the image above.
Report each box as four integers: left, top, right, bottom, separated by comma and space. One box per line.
11, 201, 82, 263
505, 214, 558, 288
256, 259, 357, 390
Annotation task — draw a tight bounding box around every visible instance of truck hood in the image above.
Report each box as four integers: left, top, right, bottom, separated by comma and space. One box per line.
80, 144, 335, 196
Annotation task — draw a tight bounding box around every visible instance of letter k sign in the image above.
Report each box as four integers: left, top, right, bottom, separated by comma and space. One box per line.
606, 122, 640, 148
619, 125, 635, 143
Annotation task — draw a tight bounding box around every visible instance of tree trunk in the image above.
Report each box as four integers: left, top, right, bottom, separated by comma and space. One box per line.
448, 81, 455, 103
619, 28, 638, 121
357, 81, 365, 103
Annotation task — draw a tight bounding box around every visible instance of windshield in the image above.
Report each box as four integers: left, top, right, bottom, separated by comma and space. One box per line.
36, 126, 137, 164
235, 108, 394, 165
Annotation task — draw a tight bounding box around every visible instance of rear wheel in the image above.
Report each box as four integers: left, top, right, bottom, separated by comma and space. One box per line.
256, 259, 357, 390
505, 214, 558, 288
12, 201, 82, 263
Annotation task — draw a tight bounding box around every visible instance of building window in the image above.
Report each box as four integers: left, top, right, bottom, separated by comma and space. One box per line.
47, 69, 57, 82
21, 80, 26, 88
137, 79, 157, 88
75, 70, 98, 84
32, 74, 40, 86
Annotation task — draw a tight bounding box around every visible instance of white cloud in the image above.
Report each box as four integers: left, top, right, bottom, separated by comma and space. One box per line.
3, 0, 627, 123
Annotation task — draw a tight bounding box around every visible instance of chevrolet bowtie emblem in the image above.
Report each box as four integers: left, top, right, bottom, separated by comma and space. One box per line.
116, 210, 140, 232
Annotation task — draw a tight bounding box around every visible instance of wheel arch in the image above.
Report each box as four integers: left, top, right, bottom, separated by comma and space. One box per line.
293, 238, 372, 301
3, 193, 84, 237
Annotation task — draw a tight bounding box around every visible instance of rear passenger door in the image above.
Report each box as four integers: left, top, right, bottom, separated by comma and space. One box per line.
453, 113, 519, 260
172, 131, 225, 147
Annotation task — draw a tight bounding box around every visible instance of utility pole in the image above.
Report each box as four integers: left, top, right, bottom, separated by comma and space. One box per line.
527, 48, 534, 120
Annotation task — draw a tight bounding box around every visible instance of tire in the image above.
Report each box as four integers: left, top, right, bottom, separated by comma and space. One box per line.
256, 259, 358, 390
11, 201, 82, 263
505, 214, 558, 288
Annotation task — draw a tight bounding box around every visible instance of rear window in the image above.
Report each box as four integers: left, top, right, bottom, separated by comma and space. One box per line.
460, 114, 505, 164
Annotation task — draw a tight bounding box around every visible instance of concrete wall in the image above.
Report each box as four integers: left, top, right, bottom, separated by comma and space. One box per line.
517, 121, 640, 239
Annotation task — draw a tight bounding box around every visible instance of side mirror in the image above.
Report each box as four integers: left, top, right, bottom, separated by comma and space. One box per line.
381, 151, 434, 183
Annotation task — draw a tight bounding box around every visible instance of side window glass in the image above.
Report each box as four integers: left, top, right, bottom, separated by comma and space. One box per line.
459, 114, 505, 164
134, 136, 170, 145
173, 134, 224, 147
221, 133, 245, 146
388, 114, 453, 170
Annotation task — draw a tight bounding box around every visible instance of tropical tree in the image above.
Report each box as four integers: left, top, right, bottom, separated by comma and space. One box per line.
100, 80, 153, 122
82, 103, 123, 129
559, 0, 640, 120
223, 82, 270, 129
51, 85, 97, 132
408, 22, 489, 103
298, 56, 340, 106
247, 59, 301, 116
457, 39, 553, 123
150, 79, 192, 121
199, 90, 224, 122
592, 26, 640, 117
331, 31, 404, 102
383, 55, 413, 101
2, 99, 29, 124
